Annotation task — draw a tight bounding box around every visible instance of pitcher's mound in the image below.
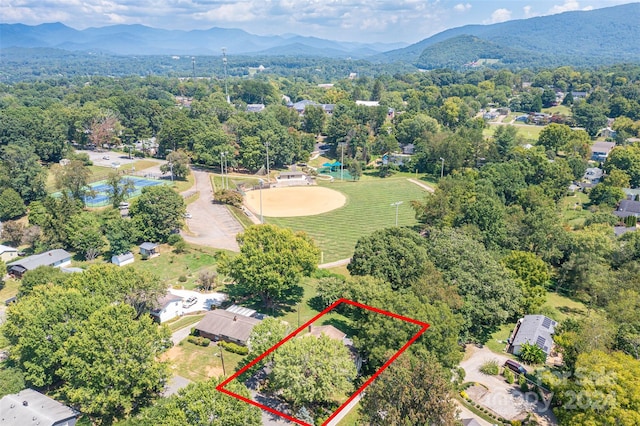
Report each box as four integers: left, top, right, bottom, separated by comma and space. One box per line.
244, 186, 346, 217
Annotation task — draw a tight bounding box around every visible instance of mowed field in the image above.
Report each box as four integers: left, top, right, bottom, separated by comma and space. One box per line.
266, 177, 429, 263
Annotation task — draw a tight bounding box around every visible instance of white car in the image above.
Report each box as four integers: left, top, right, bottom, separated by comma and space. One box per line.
184, 212, 193, 219
102, 155, 110, 160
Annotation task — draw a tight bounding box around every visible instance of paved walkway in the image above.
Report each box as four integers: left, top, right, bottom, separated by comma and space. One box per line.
181, 169, 242, 251
319, 258, 351, 269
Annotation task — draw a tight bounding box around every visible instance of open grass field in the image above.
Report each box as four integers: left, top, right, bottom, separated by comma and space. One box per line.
162, 340, 245, 382
559, 191, 592, 229
265, 176, 429, 262
543, 105, 572, 116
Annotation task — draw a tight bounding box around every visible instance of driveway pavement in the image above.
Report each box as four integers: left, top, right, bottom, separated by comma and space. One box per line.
168, 288, 227, 313
460, 346, 557, 424
181, 169, 242, 252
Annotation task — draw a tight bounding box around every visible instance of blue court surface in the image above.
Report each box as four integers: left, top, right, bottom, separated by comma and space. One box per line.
81, 176, 168, 207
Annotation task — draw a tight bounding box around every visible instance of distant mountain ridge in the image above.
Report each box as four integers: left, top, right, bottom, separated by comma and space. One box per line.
382, 2, 640, 68
0, 22, 406, 58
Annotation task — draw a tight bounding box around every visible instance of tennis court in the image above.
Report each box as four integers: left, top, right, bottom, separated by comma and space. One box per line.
82, 176, 168, 207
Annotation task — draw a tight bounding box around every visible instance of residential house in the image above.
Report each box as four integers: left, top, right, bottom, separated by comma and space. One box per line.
402, 143, 415, 155
591, 141, 616, 161
111, 252, 134, 267
291, 99, 319, 114
583, 167, 603, 184
139, 242, 159, 258
0, 244, 18, 263
600, 127, 617, 139
0, 388, 78, 426
614, 199, 640, 219
307, 325, 362, 372
150, 292, 183, 323
7, 249, 72, 278
355, 100, 380, 107
194, 309, 262, 346
508, 315, 557, 358
246, 104, 265, 113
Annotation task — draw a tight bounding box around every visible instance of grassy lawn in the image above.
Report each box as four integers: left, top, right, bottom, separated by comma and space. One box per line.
0, 278, 20, 302
211, 173, 262, 192
127, 244, 222, 290
513, 123, 545, 141
226, 205, 255, 229
164, 340, 246, 382
486, 324, 513, 355
559, 191, 592, 228
171, 172, 195, 193
266, 176, 428, 262
541, 291, 588, 322
543, 105, 572, 116
167, 314, 206, 332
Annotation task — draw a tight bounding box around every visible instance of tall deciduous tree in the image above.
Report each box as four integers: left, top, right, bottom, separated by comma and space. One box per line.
0, 145, 47, 202
105, 172, 135, 208
160, 149, 191, 180
65, 212, 107, 260
270, 334, 356, 409
129, 186, 185, 243
51, 159, 94, 203
0, 188, 26, 220
360, 351, 457, 426
130, 378, 261, 426
220, 225, 319, 307
58, 304, 171, 424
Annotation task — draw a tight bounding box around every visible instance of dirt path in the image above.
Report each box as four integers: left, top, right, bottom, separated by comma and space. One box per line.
407, 178, 435, 193
181, 169, 242, 252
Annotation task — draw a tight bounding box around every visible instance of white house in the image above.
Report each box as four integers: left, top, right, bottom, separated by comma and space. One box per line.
0, 244, 18, 263
111, 252, 134, 267
150, 293, 183, 323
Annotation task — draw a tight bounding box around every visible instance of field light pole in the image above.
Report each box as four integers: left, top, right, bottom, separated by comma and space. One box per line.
259, 179, 264, 224
440, 157, 445, 179
391, 201, 403, 226
220, 152, 226, 190
224, 151, 229, 190
264, 141, 270, 182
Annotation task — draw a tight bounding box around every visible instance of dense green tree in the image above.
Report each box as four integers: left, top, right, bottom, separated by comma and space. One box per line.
3, 285, 103, 387
0, 188, 26, 220
246, 317, 289, 369
573, 101, 608, 137
19, 265, 69, 297
103, 214, 137, 255
605, 143, 640, 187
129, 186, 185, 243
160, 149, 190, 181
270, 334, 356, 409
348, 227, 430, 289
425, 228, 522, 341
538, 123, 573, 155
360, 351, 457, 426
65, 212, 107, 260
51, 160, 94, 203
502, 251, 549, 314
302, 105, 326, 135
493, 125, 520, 159
58, 304, 171, 424
219, 225, 319, 307
105, 172, 135, 208
128, 378, 262, 426
0, 144, 47, 202
589, 183, 625, 207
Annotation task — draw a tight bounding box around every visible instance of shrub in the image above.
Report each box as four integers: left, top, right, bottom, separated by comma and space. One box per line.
460, 390, 469, 399
178, 275, 187, 282
504, 368, 515, 384
187, 335, 210, 346
218, 341, 249, 355
518, 374, 528, 392
167, 234, 184, 246
173, 240, 187, 253
479, 359, 500, 375
214, 189, 243, 207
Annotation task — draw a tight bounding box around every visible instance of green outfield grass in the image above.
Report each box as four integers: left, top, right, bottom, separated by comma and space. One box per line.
265, 177, 429, 263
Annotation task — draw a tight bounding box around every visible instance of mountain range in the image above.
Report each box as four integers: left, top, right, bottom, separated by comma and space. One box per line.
1, 3, 640, 69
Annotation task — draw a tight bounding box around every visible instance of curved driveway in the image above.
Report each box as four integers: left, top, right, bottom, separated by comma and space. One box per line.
181, 169, 242, 252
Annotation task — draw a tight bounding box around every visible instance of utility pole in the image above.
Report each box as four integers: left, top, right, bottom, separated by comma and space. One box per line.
264, 141, 270, 182
222, 48, 230, 104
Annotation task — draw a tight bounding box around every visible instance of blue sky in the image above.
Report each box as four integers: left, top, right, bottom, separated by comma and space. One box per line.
1, 0, 637, 44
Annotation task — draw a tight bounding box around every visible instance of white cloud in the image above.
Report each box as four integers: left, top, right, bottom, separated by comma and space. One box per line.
454, 3, 471, 12
487, 8, 512, 24
523, 5, 536, 18
548, 0, 581, 14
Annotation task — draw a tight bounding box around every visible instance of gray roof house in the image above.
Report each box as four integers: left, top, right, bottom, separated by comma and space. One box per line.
614, 199, 640, 219
591, 141, 616, 161
508, 315, 557, 357
0, 388, 78, 426
7, 249, 72, 278
195, 310, 261, 346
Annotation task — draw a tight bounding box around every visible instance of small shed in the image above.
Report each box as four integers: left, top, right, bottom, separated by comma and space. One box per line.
139, 242, 159, 258
0, 244, 18, 263
111, 252, 134, 267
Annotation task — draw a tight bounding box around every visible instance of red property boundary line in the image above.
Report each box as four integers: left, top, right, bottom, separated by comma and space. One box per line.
216, 298, 430, 426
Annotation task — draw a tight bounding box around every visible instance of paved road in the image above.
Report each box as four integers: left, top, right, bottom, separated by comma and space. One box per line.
181, 169, 242, 251
407, 178, 435, 193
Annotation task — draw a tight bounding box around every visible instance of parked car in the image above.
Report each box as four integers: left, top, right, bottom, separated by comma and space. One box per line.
184, 212, 192, 219
102, 155, 110, 160
182, 296, 197, 308
119, 202, 129, 209
504, 359, 527, 375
